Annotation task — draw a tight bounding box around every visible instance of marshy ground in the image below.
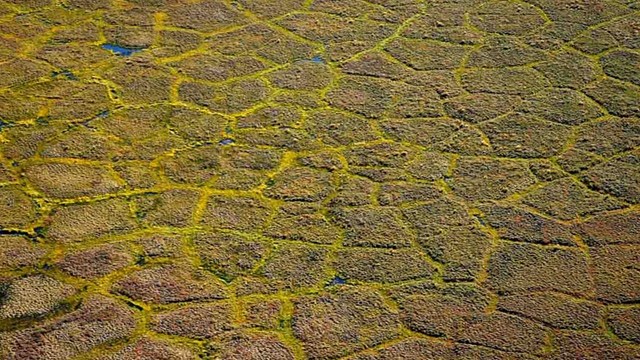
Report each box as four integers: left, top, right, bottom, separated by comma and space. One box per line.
0, 0, 639, 359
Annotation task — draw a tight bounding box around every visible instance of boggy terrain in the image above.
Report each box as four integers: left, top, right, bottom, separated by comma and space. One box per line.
0, 0, 639, 359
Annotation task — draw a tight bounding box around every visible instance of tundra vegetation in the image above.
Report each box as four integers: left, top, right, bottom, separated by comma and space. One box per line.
0, 0, 639, 359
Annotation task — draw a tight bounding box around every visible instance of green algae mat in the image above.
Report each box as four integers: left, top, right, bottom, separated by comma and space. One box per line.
0, 0, 639, 359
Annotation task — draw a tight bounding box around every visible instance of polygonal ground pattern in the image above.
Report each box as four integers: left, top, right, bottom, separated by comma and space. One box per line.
0, 0, 639, 359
